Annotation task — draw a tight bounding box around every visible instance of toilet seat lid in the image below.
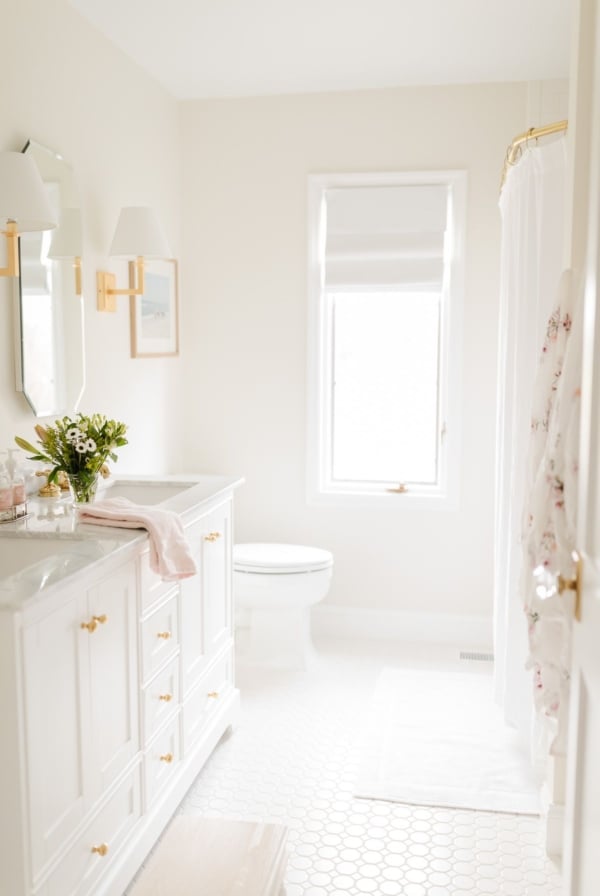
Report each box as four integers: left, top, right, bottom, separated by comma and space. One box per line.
233, 543, 333, 574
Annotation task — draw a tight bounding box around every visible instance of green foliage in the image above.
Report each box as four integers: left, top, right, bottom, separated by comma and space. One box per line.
15, 413, 128, 484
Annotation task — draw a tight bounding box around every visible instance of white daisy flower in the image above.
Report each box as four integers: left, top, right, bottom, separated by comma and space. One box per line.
66, 427, 82, 442
85, 438, 97, 452
75, 442, 87, 453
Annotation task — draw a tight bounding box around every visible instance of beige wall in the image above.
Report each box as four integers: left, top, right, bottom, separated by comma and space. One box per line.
0, 0, 184, 472
180, 84, 529, 617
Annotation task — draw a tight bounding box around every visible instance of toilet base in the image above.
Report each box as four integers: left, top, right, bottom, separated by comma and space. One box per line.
239, 606, 317, 671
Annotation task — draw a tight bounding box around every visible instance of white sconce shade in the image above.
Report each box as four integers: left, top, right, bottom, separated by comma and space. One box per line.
48, 207, 82, 258
0, 151, 57, 278
97, 205, 171, 311
109, 206, 171, 258
0, 151, 56, 232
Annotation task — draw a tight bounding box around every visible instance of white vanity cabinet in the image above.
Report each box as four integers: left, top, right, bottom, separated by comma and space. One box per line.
22, 558, 139, 893
0, 478, 241, 896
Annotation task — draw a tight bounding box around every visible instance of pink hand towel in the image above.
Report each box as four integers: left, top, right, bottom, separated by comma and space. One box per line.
79, 497, 198, 581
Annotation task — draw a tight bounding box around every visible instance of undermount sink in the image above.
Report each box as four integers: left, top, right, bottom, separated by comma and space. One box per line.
99, 479, 195, 506
0, 537, 103, 583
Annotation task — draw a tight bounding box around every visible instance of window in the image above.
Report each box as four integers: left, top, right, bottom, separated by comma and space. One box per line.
307, 171, 466, 508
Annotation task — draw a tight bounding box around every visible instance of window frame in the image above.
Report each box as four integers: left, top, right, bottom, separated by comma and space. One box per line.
306, 170, 466, 510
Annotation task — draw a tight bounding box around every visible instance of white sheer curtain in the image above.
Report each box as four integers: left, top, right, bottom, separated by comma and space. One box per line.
494, 138, 567, 756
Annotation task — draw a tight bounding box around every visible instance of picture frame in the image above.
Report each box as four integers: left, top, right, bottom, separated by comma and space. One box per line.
129, 258, 179, 358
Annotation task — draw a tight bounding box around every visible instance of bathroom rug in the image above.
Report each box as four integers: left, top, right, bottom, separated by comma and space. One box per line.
354, 666, 541, 814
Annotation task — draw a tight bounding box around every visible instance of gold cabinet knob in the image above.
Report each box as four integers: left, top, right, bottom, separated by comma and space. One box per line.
81, 615, 108, 633
207, 691, 219, 699
91, 843, 109, 857
203, 531, 222, 542
160, 752, 173, 763
159, 693, 173, 702
157, 631, 172, 640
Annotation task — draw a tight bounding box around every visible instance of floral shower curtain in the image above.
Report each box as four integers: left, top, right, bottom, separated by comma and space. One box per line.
522, 269, 581, 757
494, 137, 569, 762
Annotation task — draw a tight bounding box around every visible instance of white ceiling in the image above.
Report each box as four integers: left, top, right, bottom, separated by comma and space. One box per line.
69, 0, 570, 100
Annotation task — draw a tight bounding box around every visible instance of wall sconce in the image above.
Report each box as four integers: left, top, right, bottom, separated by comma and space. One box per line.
47, 207, 83, 296
0, 151, 57, 278
97, 206, 170, 312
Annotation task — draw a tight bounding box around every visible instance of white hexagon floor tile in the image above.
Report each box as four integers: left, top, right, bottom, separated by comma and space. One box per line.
180, 638, 563, 896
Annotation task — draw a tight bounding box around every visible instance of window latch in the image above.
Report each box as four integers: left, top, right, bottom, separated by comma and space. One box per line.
387, 483, 408, 494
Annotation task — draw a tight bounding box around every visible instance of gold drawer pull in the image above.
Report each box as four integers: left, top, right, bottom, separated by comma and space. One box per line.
159, 693, 173, 702
207, 691, 219, 699
81, 614, 108, 633
91, 843, 109, 857
160, 752, 173, 763
157, 631, 172, 640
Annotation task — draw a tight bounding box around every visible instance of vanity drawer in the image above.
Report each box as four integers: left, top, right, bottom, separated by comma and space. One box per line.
141, 656, 180, 746
39, 765, 142, 896
182, 648, 234, 755
139, 549, 177, 614
144, 715, 182, 810
140, 590, 180, 683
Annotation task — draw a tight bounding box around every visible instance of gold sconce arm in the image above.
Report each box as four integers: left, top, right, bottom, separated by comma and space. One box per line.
74, 257, 82, 297
0, 223, 20, 278
97, 256, 145, 312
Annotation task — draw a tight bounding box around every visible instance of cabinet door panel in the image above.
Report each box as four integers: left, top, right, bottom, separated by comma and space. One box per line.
23, 593, 90, 881
180, 499, 233, 695
88, 563, 139, 798
203, 502, 232, 658
179, 521, 205, 695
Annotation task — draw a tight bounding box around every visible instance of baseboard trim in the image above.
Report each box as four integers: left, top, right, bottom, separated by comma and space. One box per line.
312, 604, 492, 650
540, 783, 565, 858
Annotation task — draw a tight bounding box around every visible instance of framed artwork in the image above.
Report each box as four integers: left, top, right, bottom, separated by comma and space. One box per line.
129, 258, 179, 358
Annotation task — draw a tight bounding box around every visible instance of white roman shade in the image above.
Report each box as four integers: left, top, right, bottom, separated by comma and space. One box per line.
324, 184, 449, 290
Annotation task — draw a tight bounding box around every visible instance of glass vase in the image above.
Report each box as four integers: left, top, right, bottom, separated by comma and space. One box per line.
69, 473, 99, 504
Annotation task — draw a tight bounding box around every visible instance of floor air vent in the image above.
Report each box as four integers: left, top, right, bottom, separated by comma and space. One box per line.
459, 651, 494, 662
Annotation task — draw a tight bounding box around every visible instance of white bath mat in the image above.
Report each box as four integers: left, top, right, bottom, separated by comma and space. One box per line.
355, 666, 541, 815
128, 817, 288, 895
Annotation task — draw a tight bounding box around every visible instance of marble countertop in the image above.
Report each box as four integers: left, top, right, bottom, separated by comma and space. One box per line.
0, 473, 243, 609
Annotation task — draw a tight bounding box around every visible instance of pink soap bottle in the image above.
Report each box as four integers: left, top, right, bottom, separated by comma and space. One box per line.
8, 449, 26, 509
12, 469, 26, 507
0, 456, 12, 513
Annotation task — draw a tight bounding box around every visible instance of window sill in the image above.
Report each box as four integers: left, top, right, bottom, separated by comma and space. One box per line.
306, 488, 459, 512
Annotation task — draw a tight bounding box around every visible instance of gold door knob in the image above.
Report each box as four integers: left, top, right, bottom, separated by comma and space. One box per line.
160, 752, 173, 763
210, 531, 222, 539
558, 550, 582, 621
157, 631, 172, 640
81, 614, 108, 633
91, 843, 109, 857
159, 693, 173, 702
203, 533, 216, 542
207, 691, 219, 699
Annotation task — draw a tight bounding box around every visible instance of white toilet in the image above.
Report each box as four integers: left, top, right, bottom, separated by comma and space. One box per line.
233, 543, 334, 669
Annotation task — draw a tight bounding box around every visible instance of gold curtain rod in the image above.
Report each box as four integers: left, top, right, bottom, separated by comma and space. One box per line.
500, 119, 568, 191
